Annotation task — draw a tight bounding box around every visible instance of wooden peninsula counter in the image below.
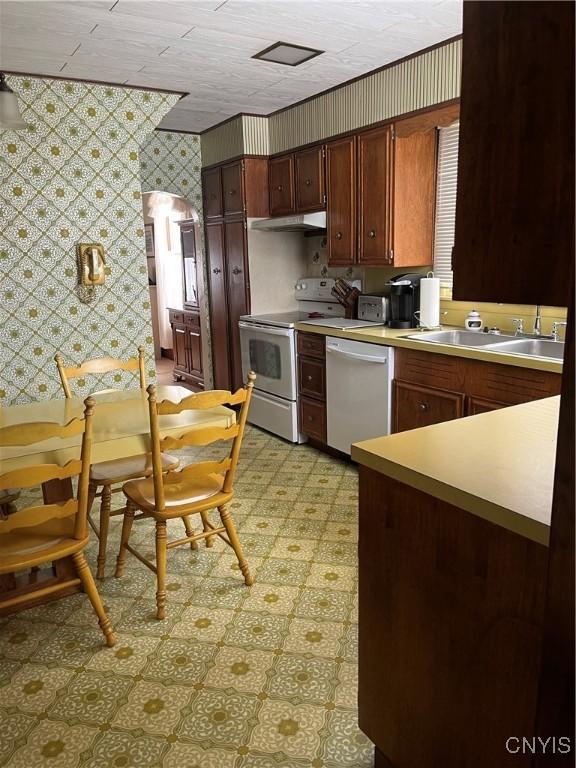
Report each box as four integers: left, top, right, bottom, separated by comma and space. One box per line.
351, 397, 559, 768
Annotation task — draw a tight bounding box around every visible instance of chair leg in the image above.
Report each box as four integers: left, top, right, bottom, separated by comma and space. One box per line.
114, 501, 135, 578
72, 551, 116, 647
96, 484, 112, 579
201, 511, 215, 548
87, 481, 97, 517
182, 516, 198, 550
219, 505, 253, 586
155, 520, 168, 620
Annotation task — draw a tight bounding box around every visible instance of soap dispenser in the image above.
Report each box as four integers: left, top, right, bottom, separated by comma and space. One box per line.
465, 309, 483, 331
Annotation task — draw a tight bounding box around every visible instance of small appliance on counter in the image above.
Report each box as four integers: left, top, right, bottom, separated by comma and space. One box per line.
388, 273, 424, 329
465, 309, 483, 330
357, 293, 389, 324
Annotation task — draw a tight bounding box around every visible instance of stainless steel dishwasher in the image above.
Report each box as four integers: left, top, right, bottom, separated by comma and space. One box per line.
325, 337, 394, 455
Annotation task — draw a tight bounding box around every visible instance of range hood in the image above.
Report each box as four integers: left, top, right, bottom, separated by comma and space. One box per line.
251, 212, 326, 232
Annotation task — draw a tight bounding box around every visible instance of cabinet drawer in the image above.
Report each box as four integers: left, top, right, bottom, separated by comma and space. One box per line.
183, 311, 200, 327
393, 379, 465, 433
299, 357, 325, 400
169, 310, 184, 324
297, 332, 325, 359
467, 360, 561, 405
300, 396, 326, 442
395, 348, 464, 391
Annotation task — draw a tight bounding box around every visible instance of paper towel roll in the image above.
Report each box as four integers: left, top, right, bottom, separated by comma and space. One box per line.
419, 277, 440, 328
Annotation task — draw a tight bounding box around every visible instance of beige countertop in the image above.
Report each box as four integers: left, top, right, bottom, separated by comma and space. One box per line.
352, 396, 559, 546
294, 322, 563, 373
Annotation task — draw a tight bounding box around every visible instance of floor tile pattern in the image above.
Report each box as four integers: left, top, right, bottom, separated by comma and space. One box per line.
0, 427, 372, 768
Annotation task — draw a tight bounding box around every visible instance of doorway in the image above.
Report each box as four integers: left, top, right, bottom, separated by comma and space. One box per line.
142, 191, 211, 389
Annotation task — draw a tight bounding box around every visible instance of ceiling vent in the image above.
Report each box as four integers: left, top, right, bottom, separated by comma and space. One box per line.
252, 42, 324, 67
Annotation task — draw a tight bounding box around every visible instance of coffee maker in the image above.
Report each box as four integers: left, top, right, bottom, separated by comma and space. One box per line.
388, 273, 424, 329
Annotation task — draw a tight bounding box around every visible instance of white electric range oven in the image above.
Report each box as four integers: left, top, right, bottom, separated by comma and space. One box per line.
239, 278, 361, 442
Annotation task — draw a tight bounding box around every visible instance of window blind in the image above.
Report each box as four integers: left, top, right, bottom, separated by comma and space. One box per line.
433, 121, 459, 289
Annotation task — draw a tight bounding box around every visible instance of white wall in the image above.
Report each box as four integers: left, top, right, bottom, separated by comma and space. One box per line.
247, 221, 308, 314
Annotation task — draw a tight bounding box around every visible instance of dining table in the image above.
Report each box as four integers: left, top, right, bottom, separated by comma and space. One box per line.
0, 385, 236, 615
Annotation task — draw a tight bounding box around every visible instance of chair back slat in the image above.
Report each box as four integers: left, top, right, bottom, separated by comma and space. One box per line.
55, 347, 146, 398
170, 459, 232, 482
0, 499, 77, 535
0, 397, 95, 546
0, 460, 82, 492
157, 388, 247, 415
0, 418, 84, 446
160, 424, 239, 451
146, 373, 256, 513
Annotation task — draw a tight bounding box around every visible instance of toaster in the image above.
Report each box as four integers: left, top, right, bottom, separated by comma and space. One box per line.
357, 294, 389, 324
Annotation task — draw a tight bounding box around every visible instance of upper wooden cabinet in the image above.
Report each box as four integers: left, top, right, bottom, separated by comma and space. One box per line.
357, 126, 393, 265
269, 148, 326, 216
269, 155, 295, 216
203, 167, 222, 219
202, 159, 268, 221
452, 1, 574, 307
326, 121, 437, 267
326, 137, 357, 266
295, 146, 326, 212
221, 162, 244, 217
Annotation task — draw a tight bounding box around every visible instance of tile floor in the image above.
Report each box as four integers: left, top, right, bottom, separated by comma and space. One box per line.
0, 427, 373, 768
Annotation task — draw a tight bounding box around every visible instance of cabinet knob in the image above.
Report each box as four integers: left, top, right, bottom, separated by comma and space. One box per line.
305, 178, 312, 186
276, 184, 283, 191
212, 267, 222, 274
232, 266, 242, 275
308, 415, 313, 422
228, 189, 236, 195
335, 232, 343, 240
419, 402, 429, 412
369, 229, 376, 239
307, 374, 313, 381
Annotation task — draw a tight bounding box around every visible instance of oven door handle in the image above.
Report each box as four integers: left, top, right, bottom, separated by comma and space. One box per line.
238, 321, 293, 337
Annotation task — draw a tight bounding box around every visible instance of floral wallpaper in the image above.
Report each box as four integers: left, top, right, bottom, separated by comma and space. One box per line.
0, 76, 178, 405
139, 130, 213, 389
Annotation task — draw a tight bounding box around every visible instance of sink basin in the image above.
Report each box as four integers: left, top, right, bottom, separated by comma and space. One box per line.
484, 338, 565, 360
404, 330, 516, 347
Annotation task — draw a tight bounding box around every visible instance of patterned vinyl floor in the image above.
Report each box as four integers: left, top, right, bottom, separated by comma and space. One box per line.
0, 426, 373, 768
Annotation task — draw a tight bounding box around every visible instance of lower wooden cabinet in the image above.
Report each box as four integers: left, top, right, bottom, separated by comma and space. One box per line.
300, 395, 326, 442
297, 332, 327, 442
169, 309, 204, 389
393, 348, 562, 433
393, 380, 464, 433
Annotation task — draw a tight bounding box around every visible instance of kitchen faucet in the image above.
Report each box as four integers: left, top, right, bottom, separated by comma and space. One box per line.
533, 305, 542, 335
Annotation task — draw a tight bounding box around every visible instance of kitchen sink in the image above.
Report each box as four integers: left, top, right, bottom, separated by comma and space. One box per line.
484, 338, 565, 360
404, 330, 516, 347
404, 330, 565, 360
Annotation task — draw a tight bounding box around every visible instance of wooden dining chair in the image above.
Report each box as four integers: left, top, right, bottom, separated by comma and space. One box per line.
0, 397, 116, 646
54, 348, 180, 579
115, 372, 257, 619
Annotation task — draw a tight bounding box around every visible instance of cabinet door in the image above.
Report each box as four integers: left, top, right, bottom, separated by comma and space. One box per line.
358, 125, 393, 265
298, 356, 326, 401
452, 1, 573, 307
392, 129, 437, 267
222, 161, 244, 217
326, 137, 356, 266
295, 146, 325, 212
203, 167, 223, 219
187, 326, 203, 380
269, 155, 295, 216
206, 222, 230, 390
172, 323, 188, 373
224, 219, 249, 392
300, 396, 326, 442
466, 396, 507, 416
393, 379, 464, 433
